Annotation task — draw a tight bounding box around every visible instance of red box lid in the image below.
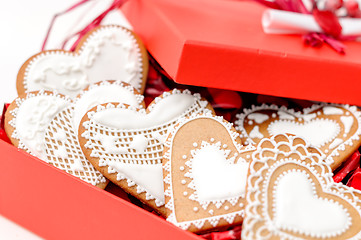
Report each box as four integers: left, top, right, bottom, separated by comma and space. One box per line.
122, 0, 361, 105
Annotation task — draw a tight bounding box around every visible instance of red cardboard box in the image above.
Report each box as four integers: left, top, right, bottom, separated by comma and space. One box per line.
122, 0, 361, 105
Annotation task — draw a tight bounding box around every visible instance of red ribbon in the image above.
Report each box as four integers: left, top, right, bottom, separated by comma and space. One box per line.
42, 0, 127, 52
254, 0, 346, 54
347, 167, 361, 189
0, 104, 12, 144
201, 226, 242, 240
333, 151, 361, 183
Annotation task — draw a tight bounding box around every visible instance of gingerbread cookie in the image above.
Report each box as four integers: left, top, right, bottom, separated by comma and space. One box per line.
78, 89, 213, 214
235, 104, 361, 169
242, 134, 361, 240
17, 25, 148, 98
43, 81, 144, 188
163, 113, 255, 233
4, 90, 71, 159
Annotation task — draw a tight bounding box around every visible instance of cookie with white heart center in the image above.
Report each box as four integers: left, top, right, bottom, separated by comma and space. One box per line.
4, 90, 72, 160
43, 81, 144, 188
242, 134, 361, 240
162, 113, 256, 233
235, 104, 361, 170
78, 89, 213, 215
17, 25, 148, 98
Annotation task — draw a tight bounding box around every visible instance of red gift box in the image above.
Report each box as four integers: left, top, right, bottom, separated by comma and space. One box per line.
122, 0, 361, 105
2, 0, 361, 239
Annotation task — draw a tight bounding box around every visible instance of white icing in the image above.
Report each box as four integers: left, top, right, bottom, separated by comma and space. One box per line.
323, 106, 344, 115
277, 111, 295, 120
97, 135, 128, 154
107, 161, 164, 202
129, 135, 148, 153
44, 106, 106, 185
341, 116, 354, 134
302, 113, 317, 122
268, 119, 340, 147
329, 138, 343, 149
191, 144, 249, 201
92, 94, 196, 129
70, 159, 85, 172
25, 26, 144, 97
53, 129, 67, 141
15, 95, 70, 159
275, 171, 349, 236
152, 131, 166, 144
54, 145, 68, 159
249, 126, 264, 139
247, 113, 269, 124
73, 83, 141, 133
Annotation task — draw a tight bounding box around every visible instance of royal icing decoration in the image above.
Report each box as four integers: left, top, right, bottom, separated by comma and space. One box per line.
79, 89, 211, 212
44, 81, 143, 187
242, 134, 361, 240
72, 80, 144, 133
235, 104, 361, 169
6, 91, 71, 159
163, 113, 255, 233
19, 25, 147, 98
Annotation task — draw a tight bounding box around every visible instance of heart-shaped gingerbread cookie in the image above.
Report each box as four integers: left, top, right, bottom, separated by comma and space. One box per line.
78, 89, 212, 214
163, 113, 255, 233
17, 25, 148, 98
43, 81, 144, 188
242, 134, 361, 240
235, 104, 361, 169
5, 90, 72, 159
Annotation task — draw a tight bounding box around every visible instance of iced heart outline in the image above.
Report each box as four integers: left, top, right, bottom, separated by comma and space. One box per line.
5, 90, 72, 159
17, 25, 148, 98
78, 89, 212, 214
163, 113, 256, 233
242, 134, 361, 240
44, 81, 144, 188
235, 103, 361, 169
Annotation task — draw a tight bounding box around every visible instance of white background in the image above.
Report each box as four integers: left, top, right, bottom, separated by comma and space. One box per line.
0, 0, 131, 238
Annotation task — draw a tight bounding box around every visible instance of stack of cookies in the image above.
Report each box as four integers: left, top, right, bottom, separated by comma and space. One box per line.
4, 24, 361, 240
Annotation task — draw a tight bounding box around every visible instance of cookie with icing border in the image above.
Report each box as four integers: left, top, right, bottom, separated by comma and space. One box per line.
163, 113, 256, 233
4, 90, 71, 159
235, 104, 361, 170
17, 25, 148, 98
242, 134, 361, 240
43, 81, 144, 188
78, 89, 213, 215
